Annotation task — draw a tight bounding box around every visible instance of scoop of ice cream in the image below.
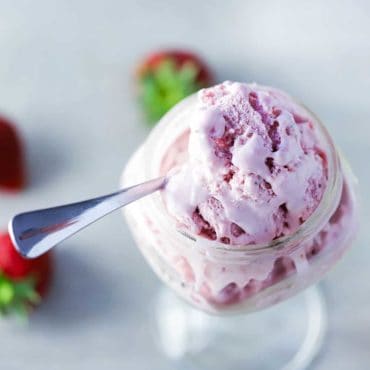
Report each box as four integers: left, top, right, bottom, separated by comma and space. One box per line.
162, 81, 328, 245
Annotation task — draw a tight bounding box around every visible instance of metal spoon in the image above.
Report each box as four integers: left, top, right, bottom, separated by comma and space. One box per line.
8, 176, 167, 259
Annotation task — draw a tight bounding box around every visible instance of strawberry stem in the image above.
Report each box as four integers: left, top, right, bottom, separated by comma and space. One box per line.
0, 272, 40, 318
140, 58, 203, 123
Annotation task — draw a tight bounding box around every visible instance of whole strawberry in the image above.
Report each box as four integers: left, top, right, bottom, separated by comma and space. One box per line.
136, 49, 214, 124
0, 116, 25, 192
0, 232, 52, 317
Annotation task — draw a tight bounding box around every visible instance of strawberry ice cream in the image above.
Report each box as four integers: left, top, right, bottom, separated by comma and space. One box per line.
122, 81, 357, 313
163, 82, 327, 245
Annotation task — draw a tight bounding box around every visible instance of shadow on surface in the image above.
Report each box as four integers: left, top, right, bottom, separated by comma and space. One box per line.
26, 130, 67, 189
31, 248, 124, 327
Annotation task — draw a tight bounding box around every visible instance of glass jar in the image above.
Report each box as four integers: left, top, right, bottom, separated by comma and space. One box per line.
122, 94, 357, 315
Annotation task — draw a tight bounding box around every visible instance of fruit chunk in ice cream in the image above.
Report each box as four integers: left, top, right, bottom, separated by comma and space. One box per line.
163, 81, 328, 245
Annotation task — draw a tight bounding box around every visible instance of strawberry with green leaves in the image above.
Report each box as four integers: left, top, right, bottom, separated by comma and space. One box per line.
0, 116, 26, 192
137, 49, 214, 124
0, 232, 52, 317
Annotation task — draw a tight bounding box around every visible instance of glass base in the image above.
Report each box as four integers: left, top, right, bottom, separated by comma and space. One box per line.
154, 286, 327, 370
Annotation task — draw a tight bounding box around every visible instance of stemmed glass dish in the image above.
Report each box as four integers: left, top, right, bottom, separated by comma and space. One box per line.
122, 94, 357, 369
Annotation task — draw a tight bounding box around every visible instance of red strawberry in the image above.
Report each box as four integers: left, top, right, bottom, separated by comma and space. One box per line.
0, 116, 26, 192
0, 232, 52, 317
136, 49, 214, 124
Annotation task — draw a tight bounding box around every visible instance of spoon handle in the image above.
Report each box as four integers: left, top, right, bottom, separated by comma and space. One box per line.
8, 176, 166, 259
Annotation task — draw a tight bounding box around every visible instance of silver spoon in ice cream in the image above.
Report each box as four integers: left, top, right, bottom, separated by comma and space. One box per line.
8, 176, 167, 259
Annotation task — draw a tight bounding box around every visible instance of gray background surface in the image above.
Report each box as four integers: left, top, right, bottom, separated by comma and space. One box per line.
0, 1, 369, 369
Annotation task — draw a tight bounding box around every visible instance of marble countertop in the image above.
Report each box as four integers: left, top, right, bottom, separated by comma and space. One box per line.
0, 1, 369, 369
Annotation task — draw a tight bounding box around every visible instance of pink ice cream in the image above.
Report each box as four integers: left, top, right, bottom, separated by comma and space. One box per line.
163, 81, 327, 245
123, 81, 356, 313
